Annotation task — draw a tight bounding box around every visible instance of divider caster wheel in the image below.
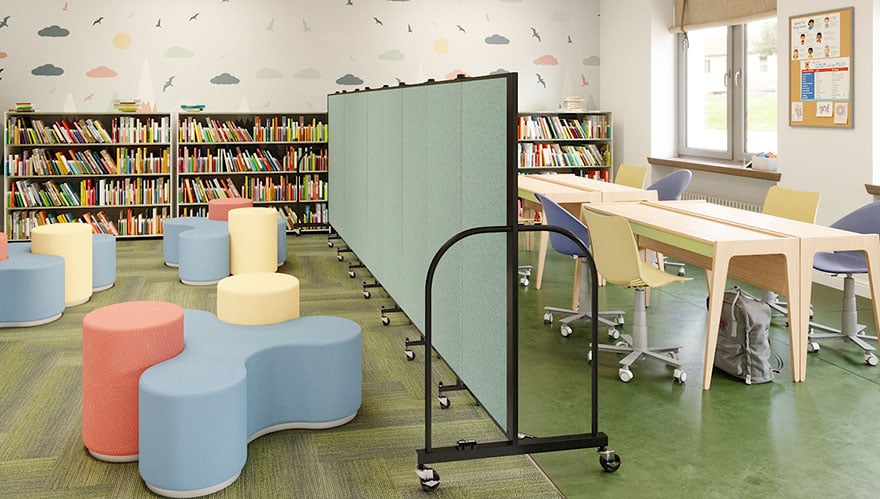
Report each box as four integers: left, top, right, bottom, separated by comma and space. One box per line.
348, 270, 356, 278
673, 368, 687, 383
416, 465, 440, 492
405, 349, 415, 361
520, 277, 529, 287
608, 328, 620, 340
866, 352, 879, 366
560, 324, 573, 337
381, 316, 391, 326
587, 350, 593, 363
337, 255, 344, 261
618, 368, 633, 383
807, 341, 820, 353
616, 314, 625, 325
438, 396, 450, 409
598, 448, 621, 473
363, 291, 371, 299
543, 312, 553, 324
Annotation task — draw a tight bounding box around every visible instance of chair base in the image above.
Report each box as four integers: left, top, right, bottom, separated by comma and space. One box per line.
544, 306, 623, 338
806, 274, 879, 365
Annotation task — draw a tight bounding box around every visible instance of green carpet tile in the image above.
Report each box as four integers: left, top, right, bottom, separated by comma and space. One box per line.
0, 235, 561, 498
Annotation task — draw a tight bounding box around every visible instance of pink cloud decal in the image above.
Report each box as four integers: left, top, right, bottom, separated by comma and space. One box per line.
86, 65, 118, 78
533, 54, 559, 65
445, 69, 469, 79
0, 51, 7, 58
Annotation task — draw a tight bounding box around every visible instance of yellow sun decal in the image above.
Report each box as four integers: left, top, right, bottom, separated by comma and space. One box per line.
113, 32, 132, 50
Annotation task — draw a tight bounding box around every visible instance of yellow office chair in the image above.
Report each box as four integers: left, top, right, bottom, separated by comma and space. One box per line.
614, 163, 648, 189
582, 209, 691, 383
760, 186, 821, 316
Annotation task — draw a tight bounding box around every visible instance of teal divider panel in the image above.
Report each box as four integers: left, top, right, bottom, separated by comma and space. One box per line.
327, 74, 514, 432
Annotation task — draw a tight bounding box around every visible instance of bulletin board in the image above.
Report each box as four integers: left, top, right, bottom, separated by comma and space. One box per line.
789, 7, 853, 128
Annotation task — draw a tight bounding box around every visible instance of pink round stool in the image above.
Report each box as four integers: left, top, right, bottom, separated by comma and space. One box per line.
0, 232, 7, 261
208, 197, 254, 221
82, 301, 184, 462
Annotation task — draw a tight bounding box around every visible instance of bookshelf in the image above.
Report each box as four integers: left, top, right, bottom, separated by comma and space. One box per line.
517, 111, 613, 180
3, 112, 172, 240
177, 113, 329, 234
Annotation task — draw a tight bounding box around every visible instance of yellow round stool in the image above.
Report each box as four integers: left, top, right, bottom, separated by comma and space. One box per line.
216, 272, 300, 325
31, 223, 93, 306
228, 207, 278, 274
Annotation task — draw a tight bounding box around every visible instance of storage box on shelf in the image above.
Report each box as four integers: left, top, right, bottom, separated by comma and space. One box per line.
517, 111, 613, 181
176, 113, 329, 234
3, 112, 172, 240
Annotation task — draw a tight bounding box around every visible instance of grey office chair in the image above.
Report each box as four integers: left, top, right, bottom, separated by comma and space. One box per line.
535, 193, 624, 338
807, 201, 880, 366
646, 169, 692, 276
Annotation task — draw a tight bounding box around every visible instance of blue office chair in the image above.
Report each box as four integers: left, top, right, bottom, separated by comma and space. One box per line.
807, 201, 880, 366
647, 169, 692, 276
535, 193, 624, 338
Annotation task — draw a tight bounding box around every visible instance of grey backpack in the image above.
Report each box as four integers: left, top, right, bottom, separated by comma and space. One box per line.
714, 287, 776, 384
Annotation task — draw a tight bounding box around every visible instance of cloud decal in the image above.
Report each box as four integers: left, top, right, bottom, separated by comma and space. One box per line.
86, 65, 117, 78
210, 73, 240, 85
32, 64, 64, 76
336, 73, 364, 85
583, 55, 600, 66
165, 46, 194, 58
38, 25, 70, 37
378, 49, 405, 61
294, 68, 321, 79
533, 54, 559, 65
0, 51, 7, 58
485, 34, 510, 45
445, 69, 469, 79
255, 67, 283, 79
489, 68, 510, 75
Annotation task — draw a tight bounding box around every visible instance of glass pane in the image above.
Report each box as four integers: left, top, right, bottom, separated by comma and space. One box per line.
684, 26, 728, 151
745, 18, 778, 155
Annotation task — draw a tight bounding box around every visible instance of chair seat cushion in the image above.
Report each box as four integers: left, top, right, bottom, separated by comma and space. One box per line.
813, 250, 867, 275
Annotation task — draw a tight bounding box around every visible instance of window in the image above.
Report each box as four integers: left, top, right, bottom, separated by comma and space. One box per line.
677, 18, 778, 162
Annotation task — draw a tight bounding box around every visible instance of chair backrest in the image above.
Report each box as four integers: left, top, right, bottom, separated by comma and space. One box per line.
614, 163, 648, 189
534, 192, 590, 258
762, 186, 821, 223
580, 209, 643, 287
647, 170, 693, 201
830, 201, 880, 234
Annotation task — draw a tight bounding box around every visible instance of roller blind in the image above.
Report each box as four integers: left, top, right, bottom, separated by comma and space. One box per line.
671, 0, 776, 32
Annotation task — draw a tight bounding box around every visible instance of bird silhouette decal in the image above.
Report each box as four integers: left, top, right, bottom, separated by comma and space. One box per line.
93, 17, 104, 25
0, 68, 4, 80
156, 18, 162, 28
302, 19, 311, 32
189, 13, 199, 21
63, 2, 68, 11
457, 24, 466, 33
567, 35, 573, 43
163, 76, 175, 92
373, 17, 383, 25
346, 0, 353, 5
84, 93, 94, 102
0, 16, 9, 29
536, 73, 546, 88
530, 27, 541, 42
581, 74, 589, 86
407, 24, 412, 33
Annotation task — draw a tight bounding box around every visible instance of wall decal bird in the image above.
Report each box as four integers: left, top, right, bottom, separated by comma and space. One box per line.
530, 27, 541, 42
93, 16, 104, 25
536, 73, 545, 88
189, 13, 200, 21
0, 16, 9, 29
163, 76, 175, 92
373, 17, 383, 25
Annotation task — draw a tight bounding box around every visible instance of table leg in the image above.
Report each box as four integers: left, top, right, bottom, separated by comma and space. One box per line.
702, 250, 732, 390
535, 224, 548, 289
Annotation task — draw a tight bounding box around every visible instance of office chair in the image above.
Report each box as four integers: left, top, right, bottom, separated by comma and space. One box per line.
534, 193, 625, 338
582, 209, 691, 383
807, 201, 880, 366
614, 163, 648, 189
646, 169, 693, 276
760, 186, 821, 316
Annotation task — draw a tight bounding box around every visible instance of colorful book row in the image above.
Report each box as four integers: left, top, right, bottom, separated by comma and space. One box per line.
518, 114, 611, 141
5, 147, 169, 176
6, 116, 171, 145
518, 143, 610, 167
177, 146, 327, 173
7, 177, 170, 208
5, 206, 169, 239
178, 116, 328, 143
179, 175, 327, 204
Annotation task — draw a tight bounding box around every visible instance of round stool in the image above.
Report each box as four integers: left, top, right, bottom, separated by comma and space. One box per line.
209, 198, 254, 221
228, 207, 278, 275
179, 221, 230, 285
82, 301, 185, 462
31, 223, 93, 306
0, 232, 8, 261
0, 243, 65, 327
92, 233, 116, 291
216, 272, 300, 325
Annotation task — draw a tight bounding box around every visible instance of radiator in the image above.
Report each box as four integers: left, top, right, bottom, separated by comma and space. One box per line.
681, 192, 763, 212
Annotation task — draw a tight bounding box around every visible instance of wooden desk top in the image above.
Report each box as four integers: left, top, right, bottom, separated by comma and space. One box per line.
517, 175, 602, 204
531, 174, 658, 202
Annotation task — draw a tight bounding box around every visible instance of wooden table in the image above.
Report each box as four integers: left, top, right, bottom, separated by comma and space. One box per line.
518, 174, 656, 290
581, 201, 801, 390
657, 200, 880, 382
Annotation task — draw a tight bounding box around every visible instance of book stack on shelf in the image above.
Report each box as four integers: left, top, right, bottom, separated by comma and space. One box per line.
4, 111, 172, 240
517, 111, 613, 180
176, 113, 329, 233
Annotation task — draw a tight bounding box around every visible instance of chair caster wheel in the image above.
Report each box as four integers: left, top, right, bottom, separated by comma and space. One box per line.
866, 353, 878, 366
520, 278, 529, 287
416, 465, 440, 491
673, 369, 686, 383
405, 349, 415, 361
328, 241, 334, 247
807, 341, 820, 353
560, 324, 572, 337
587, 350, 593, 363
615, 340, 628, 348
618, 368, 633, 382
677, 268, 686, 276
667, 351, 679, 361
543, 312, 553, 324
337, 254, 344, 261
598, 449, 621, 473
608, 328, 620, 340
381, 316, 390, 326
438, 396, 450, 409
348, 270, 356, 278
616, 315, 625, 325
363, 290, 371, 299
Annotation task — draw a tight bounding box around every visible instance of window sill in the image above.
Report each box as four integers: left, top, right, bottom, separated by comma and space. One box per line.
647, 156, 782, 182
